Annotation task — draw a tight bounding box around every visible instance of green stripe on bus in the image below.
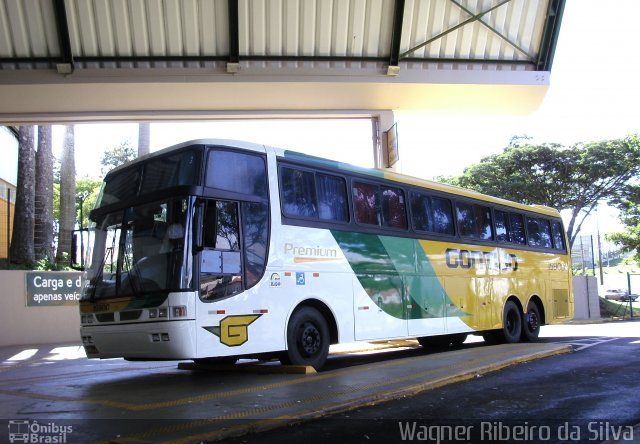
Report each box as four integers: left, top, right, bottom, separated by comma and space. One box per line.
331, 231, 467, 320
283, 151, 385, 179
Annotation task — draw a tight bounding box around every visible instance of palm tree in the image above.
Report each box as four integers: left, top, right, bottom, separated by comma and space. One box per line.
10, 126, 36, 265
56, 125, 76, 264
35, 125, 54, 261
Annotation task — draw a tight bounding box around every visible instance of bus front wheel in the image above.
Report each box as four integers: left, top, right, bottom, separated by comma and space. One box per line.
281, 306, 330, 370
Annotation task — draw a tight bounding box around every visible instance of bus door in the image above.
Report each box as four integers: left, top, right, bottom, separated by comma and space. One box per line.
195, 199, 244, 355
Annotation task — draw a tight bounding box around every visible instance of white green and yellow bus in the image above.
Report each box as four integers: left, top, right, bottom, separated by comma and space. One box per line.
80, 139, 572, 369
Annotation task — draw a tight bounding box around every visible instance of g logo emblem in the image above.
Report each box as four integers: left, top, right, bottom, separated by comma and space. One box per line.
205, 315, 262, 347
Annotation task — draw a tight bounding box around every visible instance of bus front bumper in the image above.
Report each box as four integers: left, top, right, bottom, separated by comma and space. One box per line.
80, 320, 197, 360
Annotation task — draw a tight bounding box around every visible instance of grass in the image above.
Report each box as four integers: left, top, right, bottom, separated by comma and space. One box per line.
599, 297, 640, 319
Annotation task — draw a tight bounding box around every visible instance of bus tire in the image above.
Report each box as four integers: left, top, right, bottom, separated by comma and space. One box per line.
282, 306, 329, 370
522, 301, 542, 342
502, 300, 523, 343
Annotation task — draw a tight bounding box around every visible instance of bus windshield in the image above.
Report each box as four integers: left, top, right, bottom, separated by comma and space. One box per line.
82, 197, 194, 301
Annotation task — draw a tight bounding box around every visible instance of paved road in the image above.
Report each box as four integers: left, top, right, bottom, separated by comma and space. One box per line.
1, 321, 638, 443
217, 321, 640, 444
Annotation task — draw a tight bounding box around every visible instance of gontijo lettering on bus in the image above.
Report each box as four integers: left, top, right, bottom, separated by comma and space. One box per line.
445, 248, 519, 271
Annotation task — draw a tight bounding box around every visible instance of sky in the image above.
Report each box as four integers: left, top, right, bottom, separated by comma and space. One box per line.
6, 0, 638, 239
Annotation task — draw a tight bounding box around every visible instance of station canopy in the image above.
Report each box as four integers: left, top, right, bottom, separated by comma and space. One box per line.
0, 0, 565, 122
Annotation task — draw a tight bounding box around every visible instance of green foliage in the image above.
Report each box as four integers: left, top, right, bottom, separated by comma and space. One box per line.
448, 135, 640, 247
100, 140, 136, 175
52, 179, 101, 227
76, 178, 102, 227
33, 254, 73, 271
607, 184, 640, 263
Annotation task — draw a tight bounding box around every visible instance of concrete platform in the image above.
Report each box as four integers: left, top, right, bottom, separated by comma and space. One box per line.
0, 341, 571, 443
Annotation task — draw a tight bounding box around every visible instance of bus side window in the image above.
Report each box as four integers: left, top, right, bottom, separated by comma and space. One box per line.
509, 213, 526, 244
381, 187, 407, 229
538, 218, 553, 248
411, 192, 433, 232
200, 200, 242, 301
457, 202, 493, 240
527, 217, 552, 248
242, 201, 268, 289
551, 221, 566, 250
353, 182, 380, 225
281, 167, 318, 218
202, 201, 239, 250
432, 197, 455, 235
495, 210, 509, 242
317, 173, 349, 222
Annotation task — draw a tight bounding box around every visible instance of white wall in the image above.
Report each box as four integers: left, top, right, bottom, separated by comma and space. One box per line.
0, 271, 80, 347
0, 127, 18, 186
573, 276, 601, 320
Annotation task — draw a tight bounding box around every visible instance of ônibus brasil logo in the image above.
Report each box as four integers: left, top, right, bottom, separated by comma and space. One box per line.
8, 420, 73, 443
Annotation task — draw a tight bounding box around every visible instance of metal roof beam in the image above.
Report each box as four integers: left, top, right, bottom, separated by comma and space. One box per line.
537, 0, 566, 71
227, 0, 240, 73
387, 0, 405, 76
400, 0, 512, 60
448, 0, 535, 62
52, 0, 74, 74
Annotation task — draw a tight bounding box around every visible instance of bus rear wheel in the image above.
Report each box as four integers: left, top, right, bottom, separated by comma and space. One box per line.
502, 300, 523, 343
281, 307, 329, 370
522, 301, 542, 342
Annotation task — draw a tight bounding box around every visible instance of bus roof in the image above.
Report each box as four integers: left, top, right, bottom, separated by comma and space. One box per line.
105, 138, 267, 178
106, 139, 561, 219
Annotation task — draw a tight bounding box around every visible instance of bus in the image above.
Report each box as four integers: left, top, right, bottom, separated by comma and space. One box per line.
80, 139, 572, 369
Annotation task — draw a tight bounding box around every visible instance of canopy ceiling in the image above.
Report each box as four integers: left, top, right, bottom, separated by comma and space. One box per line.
0, 0, 565, 122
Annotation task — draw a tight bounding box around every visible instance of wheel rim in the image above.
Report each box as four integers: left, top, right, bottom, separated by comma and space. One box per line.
298, 322, 321, 357
526, 310, 539, 333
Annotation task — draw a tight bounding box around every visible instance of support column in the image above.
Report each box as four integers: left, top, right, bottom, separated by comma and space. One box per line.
372, 110, 400, 172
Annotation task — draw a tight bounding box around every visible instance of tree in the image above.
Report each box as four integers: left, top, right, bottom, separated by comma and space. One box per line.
34, 125, 54, 261
608, 184, 640, 262
442, 135, 640, 248
75, 178, 102, 228
100, 140, 136, 175
10, 126, 36, 265
57, 125, 76, 264
138, 122, 150, 157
